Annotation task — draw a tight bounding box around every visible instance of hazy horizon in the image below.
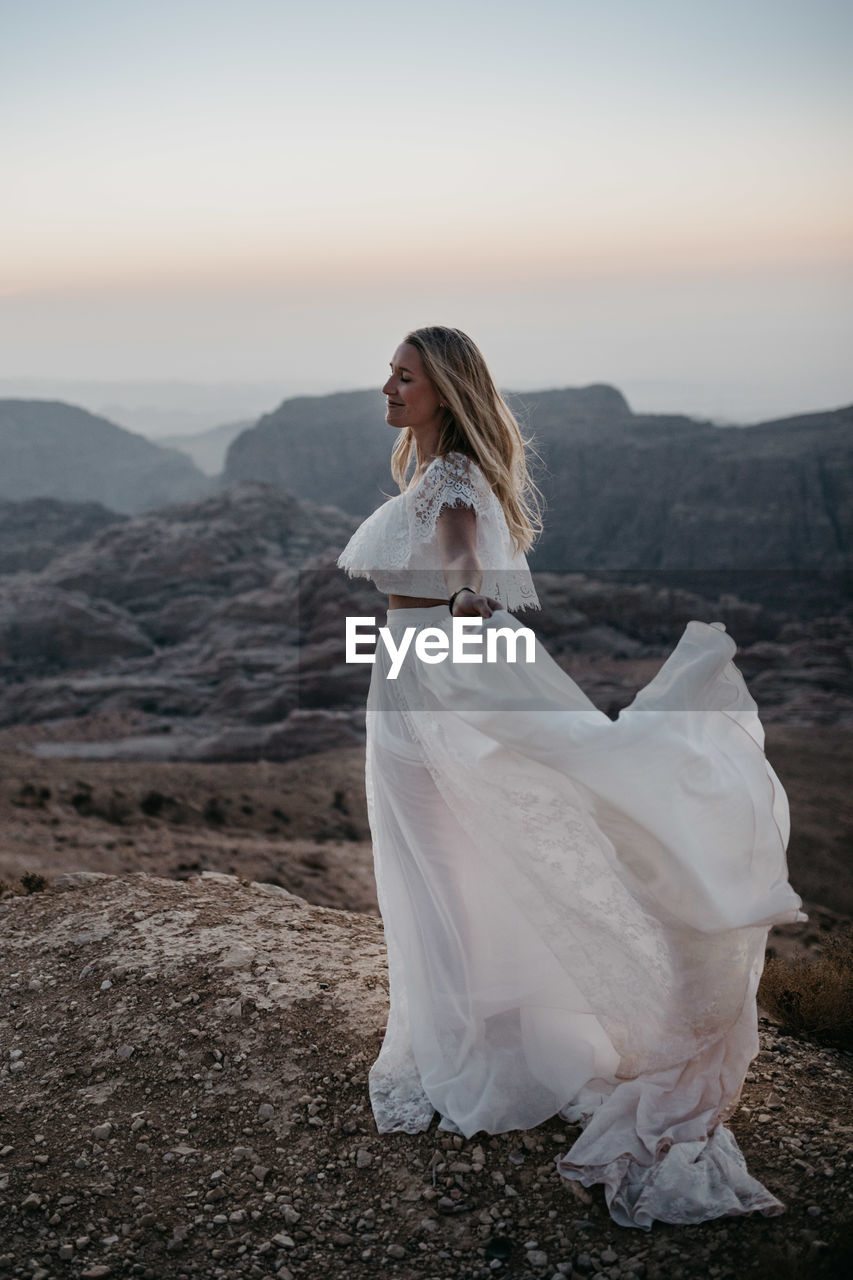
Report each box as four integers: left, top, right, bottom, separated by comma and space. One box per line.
0, 369, 850, 441
2, 0, 851, 425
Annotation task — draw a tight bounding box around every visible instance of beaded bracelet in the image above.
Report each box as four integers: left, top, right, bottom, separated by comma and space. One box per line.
448, 586, 477, 614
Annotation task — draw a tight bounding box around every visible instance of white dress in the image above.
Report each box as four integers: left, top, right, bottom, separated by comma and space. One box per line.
337, 451, 806, 1230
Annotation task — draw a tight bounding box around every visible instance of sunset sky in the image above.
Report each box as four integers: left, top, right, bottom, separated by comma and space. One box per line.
1, 0, 851, 423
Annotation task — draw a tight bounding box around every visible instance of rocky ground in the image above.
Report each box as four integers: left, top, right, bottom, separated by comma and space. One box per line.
1, 872, 852, 1280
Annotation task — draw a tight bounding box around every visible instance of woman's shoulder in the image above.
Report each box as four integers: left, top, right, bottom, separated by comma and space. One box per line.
416, 450, 489, 492
406, 450, 499, 538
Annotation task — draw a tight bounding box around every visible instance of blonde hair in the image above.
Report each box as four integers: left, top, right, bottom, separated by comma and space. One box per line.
390, 326, 543, 554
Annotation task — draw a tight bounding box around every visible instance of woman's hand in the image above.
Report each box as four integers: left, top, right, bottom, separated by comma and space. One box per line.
451, 590, 502, 619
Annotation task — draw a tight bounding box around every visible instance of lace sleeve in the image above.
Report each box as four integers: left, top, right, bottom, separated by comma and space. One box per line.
410, 452, 491, 542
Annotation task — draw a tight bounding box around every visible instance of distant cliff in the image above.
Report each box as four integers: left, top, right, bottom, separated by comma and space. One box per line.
534, 403, 853, 575
225, 389, 392, 516
223, 388, 853, 575
223, 385, 631, 521
0, 400, 212, 513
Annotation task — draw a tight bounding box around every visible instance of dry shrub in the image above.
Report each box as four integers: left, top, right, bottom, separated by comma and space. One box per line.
759, 925, 853, 1051
748, 1227, 853, 1280
20, 871, 49, 894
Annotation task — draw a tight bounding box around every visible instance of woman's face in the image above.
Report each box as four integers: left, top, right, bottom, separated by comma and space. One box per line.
382, 342, 443, 433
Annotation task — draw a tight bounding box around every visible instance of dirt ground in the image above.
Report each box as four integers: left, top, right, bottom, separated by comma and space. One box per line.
0, 746, 378, 917
1, 725, 850, 954
1, 725, 852, 1277
1, 871, 852, 1280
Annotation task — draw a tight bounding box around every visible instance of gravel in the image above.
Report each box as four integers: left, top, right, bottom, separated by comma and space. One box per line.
1, 871, 851, 1279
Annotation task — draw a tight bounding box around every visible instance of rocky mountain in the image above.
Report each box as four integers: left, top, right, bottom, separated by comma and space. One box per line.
224, 386, 631, 521
160, 419, 254, 476
0, 482, 375, 760
534, 403, 853, 578
0, 400, 212, 513
225, 389, 393, 516
223, 388, 853, 600
31, 481, 364, 656
0, 482, 850, 773
0, 497, 125, 574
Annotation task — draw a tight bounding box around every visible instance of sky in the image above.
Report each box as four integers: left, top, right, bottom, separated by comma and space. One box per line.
1, 0, 851, 425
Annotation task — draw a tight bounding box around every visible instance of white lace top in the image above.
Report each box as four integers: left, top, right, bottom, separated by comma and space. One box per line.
337, 451, 540, 611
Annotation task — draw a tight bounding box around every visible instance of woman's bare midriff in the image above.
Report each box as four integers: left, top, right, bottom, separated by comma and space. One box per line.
387, 594, 447, 610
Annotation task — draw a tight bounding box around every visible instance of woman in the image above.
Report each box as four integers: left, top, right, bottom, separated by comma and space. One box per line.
337, 325, 806, 1230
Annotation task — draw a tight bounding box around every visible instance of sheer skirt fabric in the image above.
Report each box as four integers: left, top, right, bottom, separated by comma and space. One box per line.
365, 605, 805, 1229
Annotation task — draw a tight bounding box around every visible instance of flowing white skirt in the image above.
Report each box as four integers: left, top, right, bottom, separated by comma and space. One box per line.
364, 604, 806, 1230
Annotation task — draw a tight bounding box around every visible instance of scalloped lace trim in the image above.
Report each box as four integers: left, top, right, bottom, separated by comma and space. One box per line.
337, 451, 540, 611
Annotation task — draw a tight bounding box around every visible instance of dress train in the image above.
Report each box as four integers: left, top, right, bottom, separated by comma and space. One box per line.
364, 606, 805, 1229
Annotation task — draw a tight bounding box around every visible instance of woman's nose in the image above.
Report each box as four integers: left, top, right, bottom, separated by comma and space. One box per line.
382, 376, 394, 395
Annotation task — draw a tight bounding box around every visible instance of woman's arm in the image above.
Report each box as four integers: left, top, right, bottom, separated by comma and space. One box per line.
436, 504, 502, 618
